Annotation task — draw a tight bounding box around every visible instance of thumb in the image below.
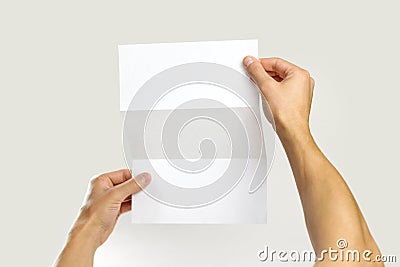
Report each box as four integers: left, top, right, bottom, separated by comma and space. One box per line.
243, 56, 276, 96
110, 172, 151, 202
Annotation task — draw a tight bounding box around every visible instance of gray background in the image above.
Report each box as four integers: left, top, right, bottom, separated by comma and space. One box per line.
1, 0, 399, 266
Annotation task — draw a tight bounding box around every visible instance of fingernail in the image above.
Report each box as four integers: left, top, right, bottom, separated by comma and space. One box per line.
138, 172, 151, 186
244, 56, 255, 67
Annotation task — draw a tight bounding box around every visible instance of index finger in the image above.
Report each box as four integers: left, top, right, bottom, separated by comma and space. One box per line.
101, 169, 132, 186
259, 58, 301, 79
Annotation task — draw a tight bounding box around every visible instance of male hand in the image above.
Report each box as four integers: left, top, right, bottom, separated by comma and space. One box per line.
77, 169, 151, 247
54, 169, 151, 267
243, 56, 315, 136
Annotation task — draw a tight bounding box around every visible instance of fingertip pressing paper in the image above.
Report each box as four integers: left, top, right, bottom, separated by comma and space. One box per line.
118, 40, 276, 224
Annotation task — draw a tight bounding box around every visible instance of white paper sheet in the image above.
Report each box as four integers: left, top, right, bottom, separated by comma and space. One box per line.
118, 40, 269, 224
119, 40, 258, 111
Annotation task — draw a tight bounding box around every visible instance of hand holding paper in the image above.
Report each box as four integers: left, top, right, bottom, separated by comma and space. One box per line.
119, 40, 276, 224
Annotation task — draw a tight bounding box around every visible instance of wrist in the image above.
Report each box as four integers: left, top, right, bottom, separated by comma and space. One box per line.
66, 216, 102, 254
274, 118, 317, 153
276, 119, 311, 140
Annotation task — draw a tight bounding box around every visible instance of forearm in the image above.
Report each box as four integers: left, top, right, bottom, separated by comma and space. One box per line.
54, 221, 98, 267
243, 56, 382, 265
278, 125, 380, 255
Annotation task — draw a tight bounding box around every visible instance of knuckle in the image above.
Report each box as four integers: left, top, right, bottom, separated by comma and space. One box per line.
89, 174, 100, 185
270, 57, 284, 66
296, 69, 311, 81
301, 69, 311, 78
271, 57, 282, 61
89, 178, 97, 187
90, 174, 106, 186
310, 77, 315, 86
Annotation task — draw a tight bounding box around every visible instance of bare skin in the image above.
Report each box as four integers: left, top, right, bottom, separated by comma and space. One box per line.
54, 57, 383, 267
54, 170, 151, 267
243, 56, 383, 266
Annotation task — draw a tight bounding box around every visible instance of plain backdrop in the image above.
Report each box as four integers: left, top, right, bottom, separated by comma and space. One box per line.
0, 1, 399, 266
